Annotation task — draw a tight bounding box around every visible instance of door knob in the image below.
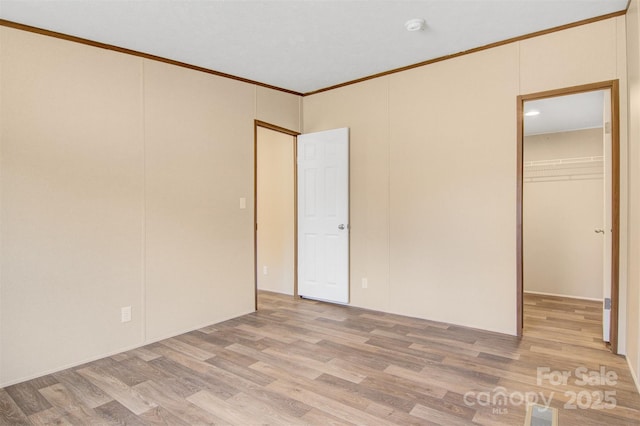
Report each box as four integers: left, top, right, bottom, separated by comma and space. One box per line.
595, 229, 605, 234
338, 224, 345, 230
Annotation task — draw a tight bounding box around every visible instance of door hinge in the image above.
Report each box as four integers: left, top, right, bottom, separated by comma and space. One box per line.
604, 298, 611, 310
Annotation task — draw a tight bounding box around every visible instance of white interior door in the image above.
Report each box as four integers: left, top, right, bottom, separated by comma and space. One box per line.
297, 128, 349, 303
602, 89, 612, 342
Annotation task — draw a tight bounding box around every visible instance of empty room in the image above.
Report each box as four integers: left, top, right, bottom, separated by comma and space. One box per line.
1, 1, 640, 425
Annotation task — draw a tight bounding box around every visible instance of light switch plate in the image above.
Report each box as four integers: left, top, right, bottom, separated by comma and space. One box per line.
240, 197, 246, 209
121, 306, 132, 323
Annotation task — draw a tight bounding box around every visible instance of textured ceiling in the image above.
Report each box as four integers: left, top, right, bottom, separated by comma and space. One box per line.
0, 0, 629, 94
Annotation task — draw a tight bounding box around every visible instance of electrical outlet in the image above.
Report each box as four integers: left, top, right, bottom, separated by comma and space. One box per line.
121, 306, 131, 323
362, 278, 368, 289
263, 266, 268, 275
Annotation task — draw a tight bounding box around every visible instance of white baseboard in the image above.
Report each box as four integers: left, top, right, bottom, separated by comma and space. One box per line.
626, 356, 640, 395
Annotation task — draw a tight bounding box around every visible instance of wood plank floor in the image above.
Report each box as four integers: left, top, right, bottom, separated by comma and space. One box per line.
523, 293, 606, 350
1, 291, 639, 425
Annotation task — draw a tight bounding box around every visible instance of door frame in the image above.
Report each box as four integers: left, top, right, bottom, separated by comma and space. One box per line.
516, 80, 620, 353
254, 120, 301, 310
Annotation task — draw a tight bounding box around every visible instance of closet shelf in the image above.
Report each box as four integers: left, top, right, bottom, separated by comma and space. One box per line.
524, 156, 604, 182
524, 155, 604, 168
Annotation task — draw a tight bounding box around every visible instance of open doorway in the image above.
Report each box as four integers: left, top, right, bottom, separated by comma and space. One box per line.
517, 81, 620, 353
254, 121, 299, 310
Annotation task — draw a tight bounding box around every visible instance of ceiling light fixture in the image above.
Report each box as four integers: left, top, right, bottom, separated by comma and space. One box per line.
525, 110, 541, 117
405, 18, 426, 32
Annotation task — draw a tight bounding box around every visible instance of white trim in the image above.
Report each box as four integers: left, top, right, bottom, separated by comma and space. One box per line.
524, 290, 602, 302
626, 356, 640, 395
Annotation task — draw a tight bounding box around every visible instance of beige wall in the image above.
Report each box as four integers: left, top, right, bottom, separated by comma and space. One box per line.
523, 129, 604, 300
0, 27, 145, 386
0, 27, 301, 386
626, 0, 640, 390
389, 44, 519, 333
524, 128, 604, 161
256, 87, 301, 133
143, 61, 256, 341
256, 127, 295, 295
304, 17, 628, 336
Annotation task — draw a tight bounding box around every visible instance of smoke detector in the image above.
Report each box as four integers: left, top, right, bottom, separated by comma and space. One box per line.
405, 18, 426, 32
